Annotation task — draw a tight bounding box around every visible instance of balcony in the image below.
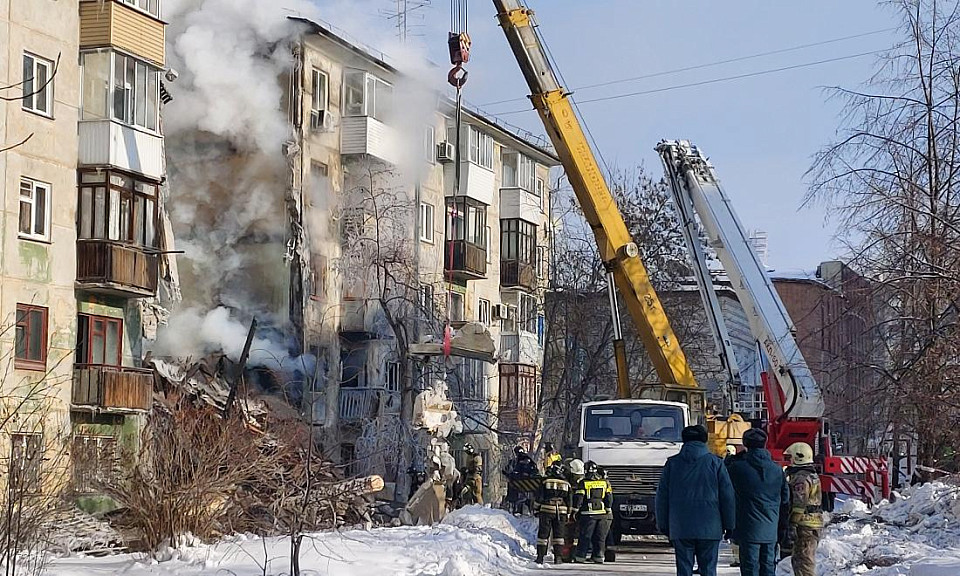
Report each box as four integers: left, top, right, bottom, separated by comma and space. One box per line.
76, 240, 158, 297
80, 0, 165, 66
444, 161, 495, 205
341, 116, 400, 165
499, 187, 541, 223
498, 363, 537, 434
73, 364, 153, 411
78, 120, 164, 180
501, 260, 537, 291
339, 387, 400, 422
444, 240, 487, 280
500, 333, 542, 365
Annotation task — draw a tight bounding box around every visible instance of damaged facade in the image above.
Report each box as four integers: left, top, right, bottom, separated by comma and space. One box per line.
1, 0, 173, 511
166, 17, 559, 502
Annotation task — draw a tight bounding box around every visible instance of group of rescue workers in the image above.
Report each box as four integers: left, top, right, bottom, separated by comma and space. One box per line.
493, 426, 823, 575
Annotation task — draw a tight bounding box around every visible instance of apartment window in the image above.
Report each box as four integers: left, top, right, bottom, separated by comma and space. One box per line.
10, 433, 42, 494
502, 151, 535, 192
310, 68, 328, 130
423, 126, 436, 162
501, 219, 537, 265
538, 314, 546, 346
120, 0, 161, 18
341, 443, 358, 477
15, 305, 47, 370
82, 51, 159, 130
537, 245, 549, 280
500, 364, 537, 410
72, 435, 118, 494
536, 176, 545, 198
18, 178, 50, 241
419, 202, 435, 243
419, 284, 435, 313
78, 170, 159, 248
446, 197, 486, 247
343, 70, 392, 122
502, 305, 517, 333
449, 292, 465, 322
22, 53, 53, 117
519, 293, 538, 334
386, 361, 401, 393
76, 314, 123, 366
485, 225, 492, 264
478, 299, 491, 326
468, 126, 494, 169
451, 358, 487, 400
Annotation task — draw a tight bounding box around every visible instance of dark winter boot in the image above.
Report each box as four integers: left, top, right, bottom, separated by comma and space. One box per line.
535, 544, 547, 565
553, 545, 564, 565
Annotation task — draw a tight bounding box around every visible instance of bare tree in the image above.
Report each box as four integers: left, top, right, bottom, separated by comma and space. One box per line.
807, 0, 960, 467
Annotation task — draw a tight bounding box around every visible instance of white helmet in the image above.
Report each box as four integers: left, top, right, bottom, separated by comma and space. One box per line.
784, 442, 815, 466
568, 459, 585, 475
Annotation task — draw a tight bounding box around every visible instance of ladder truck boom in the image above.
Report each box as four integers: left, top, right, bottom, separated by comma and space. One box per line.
657, 141, 825, 421
492, 1, 702, 411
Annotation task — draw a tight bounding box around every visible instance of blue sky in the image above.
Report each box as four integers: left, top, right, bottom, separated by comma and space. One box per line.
320, 0, 900, 271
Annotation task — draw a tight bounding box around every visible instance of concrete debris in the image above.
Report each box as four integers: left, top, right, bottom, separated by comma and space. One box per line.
409, 321, 497, 363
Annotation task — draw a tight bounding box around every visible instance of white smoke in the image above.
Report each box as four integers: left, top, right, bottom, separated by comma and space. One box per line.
154, 0, 447, 364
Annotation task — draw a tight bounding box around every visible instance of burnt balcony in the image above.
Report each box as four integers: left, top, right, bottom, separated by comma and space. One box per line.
500, 260, 537, 291
444, 240, 487, 281
76, 240, 158, 297
73, 364, 154, 411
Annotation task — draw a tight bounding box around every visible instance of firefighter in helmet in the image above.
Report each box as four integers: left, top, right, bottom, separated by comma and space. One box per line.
782, 442, 822, 576
534, 461, 571, 564
460, 443, 483, 506
572, 460, 613, 563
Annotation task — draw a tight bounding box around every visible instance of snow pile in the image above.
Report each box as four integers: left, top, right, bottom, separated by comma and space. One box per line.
44, 507, 539, 576
777, 482, 960, 576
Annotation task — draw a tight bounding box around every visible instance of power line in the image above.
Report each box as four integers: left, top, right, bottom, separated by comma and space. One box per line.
481, 27, 894, 107
493, 49, 882, 116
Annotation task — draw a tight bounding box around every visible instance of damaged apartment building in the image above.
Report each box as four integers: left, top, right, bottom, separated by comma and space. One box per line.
168, 17, 559, 502
1, 0, 174, 511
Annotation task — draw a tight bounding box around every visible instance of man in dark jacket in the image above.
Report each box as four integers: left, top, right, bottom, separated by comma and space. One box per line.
726, 428, 790, 576
656, 425, 736, 576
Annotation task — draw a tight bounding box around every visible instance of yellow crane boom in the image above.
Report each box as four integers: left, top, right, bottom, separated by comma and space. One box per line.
492, 1, 703, 415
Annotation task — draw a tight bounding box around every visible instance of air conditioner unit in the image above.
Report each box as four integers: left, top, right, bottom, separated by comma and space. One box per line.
310, 109, 334, 132
436, 141, 456, 164
491, 304, 508, 320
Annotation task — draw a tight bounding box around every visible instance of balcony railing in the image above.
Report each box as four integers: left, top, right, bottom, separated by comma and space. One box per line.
77, 240, 158, 297
498, 407, 537, 434
339, 387, 400, 422
444, 240, 487, 280
500, 260, 537, 291
73, 364, 153, 411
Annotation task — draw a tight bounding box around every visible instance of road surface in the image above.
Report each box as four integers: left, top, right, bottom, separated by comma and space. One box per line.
542, 542, 741, 575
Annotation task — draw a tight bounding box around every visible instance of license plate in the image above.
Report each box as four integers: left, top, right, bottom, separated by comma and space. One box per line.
620, 504, 647, 512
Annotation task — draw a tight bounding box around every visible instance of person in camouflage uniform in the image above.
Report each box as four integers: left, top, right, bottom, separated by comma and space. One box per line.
782, 442, 822, 576
460, 443, 483, 506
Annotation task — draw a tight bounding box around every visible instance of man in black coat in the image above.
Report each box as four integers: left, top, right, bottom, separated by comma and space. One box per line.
726, 428, 790, 576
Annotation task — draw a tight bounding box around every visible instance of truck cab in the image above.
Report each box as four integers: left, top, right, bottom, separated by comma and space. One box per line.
579, 399, 689, 538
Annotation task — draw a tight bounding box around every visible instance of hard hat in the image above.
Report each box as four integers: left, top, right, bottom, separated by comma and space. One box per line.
784, 442, 815, 466
568, 459, 585, 475
584, 460, 600, 478
548, 462, 565, 478
514, 445, 526, 455
725, 445, 737, 456
464, 443, 476, 455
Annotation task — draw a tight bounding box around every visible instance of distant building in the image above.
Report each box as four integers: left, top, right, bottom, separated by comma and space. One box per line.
748, 230, 769, 269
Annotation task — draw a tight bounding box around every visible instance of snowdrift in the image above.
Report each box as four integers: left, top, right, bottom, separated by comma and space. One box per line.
777, 481, 960, 576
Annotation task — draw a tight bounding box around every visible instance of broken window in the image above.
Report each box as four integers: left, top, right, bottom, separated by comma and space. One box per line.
385, 361, 401, 393
22, 53, 53, 117
10, 433, 42, 495
76, 314, 123, 366
19, 178, 50, 241
79, 170, 158, 248
72, 435, 118, 494
341, 347, 367, 388
15, 304, 47, 370
310, 254, 327, 300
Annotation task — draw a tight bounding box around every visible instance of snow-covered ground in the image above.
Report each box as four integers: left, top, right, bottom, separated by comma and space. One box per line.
777, 482, 960, 576
44, 507, 540, 576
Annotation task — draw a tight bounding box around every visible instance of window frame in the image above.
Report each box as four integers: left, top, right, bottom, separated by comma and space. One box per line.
72, 434, 119, 494
423, 126, 436, 163
78, 169, 159, 249
22, 52, 54, 118
449, 291, 465, 322
419, 202, 435, 243
501, 218, 537, 266
446, 197, 486, 247
342, 69, 392, 122
119, 0, 162, 18
478, 298, 491, 326
519, 293, 538, 335
15, 304, 48, 371
311, 68, 328, 114
10, 433, 42, 495
385, 361, 402, 393
18, 178, 51, 242
310, 253, 327, 301
108, 51, 160, 132
502, 151, 536, 192
76, 313, 124, 367
468, 126, 494, 170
